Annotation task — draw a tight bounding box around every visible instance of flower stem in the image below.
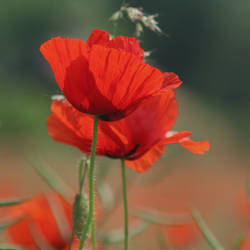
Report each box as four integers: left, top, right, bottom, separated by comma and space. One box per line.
78, 115, 99, 250
121, 159, 129, 250
91, 220, 96, 249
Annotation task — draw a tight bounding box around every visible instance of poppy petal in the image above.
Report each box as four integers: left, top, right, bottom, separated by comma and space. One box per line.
122, 91, 178, 159
108, 36, 144, 60
47, 100, 92, 153
165, 131, 210, 154
7, 218, 39, 249
162, 72, 182, 90
6, 194, 71, 249
87, 29, 110, 47
180, 139, 210, 155
40, 37, 88, 90
47, 100, 130, 157
125, 144, 166, 172
89, 45, 164, 118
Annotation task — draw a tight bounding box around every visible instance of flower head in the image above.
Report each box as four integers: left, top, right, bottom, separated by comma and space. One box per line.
163, 221, 199, 247
5, 193, 72, 249
40, 29, 176, 121
47, 91, 209, 172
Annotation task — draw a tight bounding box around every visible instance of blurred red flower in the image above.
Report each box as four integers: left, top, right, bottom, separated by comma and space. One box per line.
163, 220, 200, 247
40, 29, 181, 121
237, 190, 250, 223
5, 192, 72, 250
47, 91, 209, 172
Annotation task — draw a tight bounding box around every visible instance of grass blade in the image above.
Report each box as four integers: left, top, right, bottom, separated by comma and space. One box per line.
0, 199, 26, 207
101, 221, 149, 243
133, 208, 191, 225
191, 209, 225, 250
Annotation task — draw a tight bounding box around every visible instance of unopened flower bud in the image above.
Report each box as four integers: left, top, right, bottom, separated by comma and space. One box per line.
73, 193, 89, 239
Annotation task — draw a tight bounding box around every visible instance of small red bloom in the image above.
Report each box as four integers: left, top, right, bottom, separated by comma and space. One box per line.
163, 221, 199, 247
47, 91, 209, 172
5, 193, 72, 250
40, 29, 181, 121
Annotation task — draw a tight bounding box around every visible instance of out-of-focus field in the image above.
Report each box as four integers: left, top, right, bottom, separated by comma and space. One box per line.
0, 0, 249, 249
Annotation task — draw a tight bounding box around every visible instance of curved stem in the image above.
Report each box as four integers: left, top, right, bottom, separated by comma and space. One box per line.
78, 115, 99, 250
121, 159, 129, 250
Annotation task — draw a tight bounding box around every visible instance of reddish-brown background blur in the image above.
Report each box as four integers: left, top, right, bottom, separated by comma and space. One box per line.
0, 0, 249, 249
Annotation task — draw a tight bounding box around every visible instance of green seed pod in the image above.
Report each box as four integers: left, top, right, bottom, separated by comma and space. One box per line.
73, 193, 89, 239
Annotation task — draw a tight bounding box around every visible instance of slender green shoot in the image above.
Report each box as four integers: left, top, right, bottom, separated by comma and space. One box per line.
78, 115, 99, 250
191, 209, 225, 250
121, 159, 129, 250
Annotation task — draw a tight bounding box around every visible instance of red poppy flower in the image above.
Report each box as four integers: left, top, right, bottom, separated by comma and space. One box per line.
40, 29, 181, 121
163, 221, 199, 247
5, 193, 72, 250
47, 91, 210, 172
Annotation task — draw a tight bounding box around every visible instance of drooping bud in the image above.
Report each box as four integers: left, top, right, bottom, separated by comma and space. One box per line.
73, 193, 89, 239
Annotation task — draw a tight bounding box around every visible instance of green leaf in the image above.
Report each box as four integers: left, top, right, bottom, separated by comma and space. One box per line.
0, 199, 26, 207
191, 209, 225, 250
0, 246, 22, 250
101, 221, 149, 243
133, 208, 191, 225
0, 248, 22, 250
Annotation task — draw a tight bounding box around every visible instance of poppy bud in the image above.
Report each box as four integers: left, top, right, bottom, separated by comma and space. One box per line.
73, 193, 89, 239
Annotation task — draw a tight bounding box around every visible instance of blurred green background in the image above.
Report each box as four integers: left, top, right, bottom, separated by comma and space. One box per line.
0, 0, 249, 249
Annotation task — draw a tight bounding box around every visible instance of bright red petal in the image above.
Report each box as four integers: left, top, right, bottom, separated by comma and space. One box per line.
6, 193, 72, 249
165, 131, 210, 154
164, 222, 199, 247
47, 92, 178, 169
122, 91, 178, 159
28, 194, 70, 248
162, 72, 182, 90
108, 36, 144, 61
125, 144, 166, 172
89, 45, 164, 120
47, 100, 93, 153
87, 29, 110, 47
87, 29, 144, 60
40, 37, 88, 90
180, 139, 210, 154
47, 100, 131, 157
7, 218, 39, 249
165, 131, 192, 144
